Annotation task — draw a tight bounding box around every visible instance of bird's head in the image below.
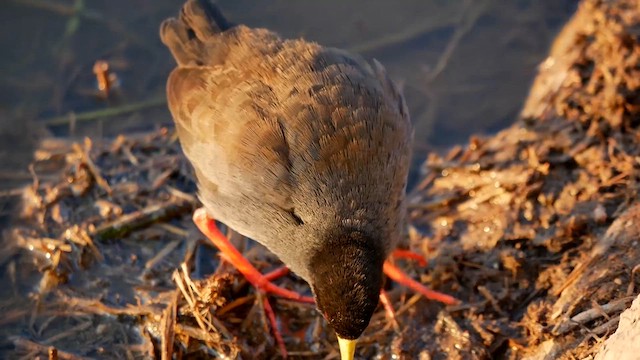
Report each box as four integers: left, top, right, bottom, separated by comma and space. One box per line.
309, 230, 386, 360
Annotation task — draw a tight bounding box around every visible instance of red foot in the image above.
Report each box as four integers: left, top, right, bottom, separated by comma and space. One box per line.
262, 295, 287, 358
193, 208, 315, 358
391, 249, 428, 267
193, 208, 314, 303
383, 261, 459, 305
194, 207, 459, 355
264, 266, 291, 282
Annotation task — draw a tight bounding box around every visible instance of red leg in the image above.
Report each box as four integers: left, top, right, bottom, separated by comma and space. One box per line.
264, 266, 291, 282
383, 261, 459, 305
262, 295, 288, 358
193, 208, 314, 303
391, 249, 428, 267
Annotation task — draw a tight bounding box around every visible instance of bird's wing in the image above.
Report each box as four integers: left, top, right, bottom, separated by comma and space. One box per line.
162, 1, 412, 258
166, 53, 298, 219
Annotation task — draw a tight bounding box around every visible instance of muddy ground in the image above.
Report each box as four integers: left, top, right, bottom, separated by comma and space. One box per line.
2, 0, 640, 359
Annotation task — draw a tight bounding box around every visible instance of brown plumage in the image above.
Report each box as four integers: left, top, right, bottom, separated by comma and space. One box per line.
161, 0, 412, 347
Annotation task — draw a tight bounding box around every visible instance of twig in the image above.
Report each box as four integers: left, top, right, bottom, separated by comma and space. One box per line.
44, 96, 167, 126
173, 324, 238, 357
64, 225, 103, 262
61, 295, 156, 317
92, 197, 196, 240
0, 171, 32, 181
216, 295, 256, 317
0, 307, 31, 327
409, 172, 437, 197
174, 265, 216, 335
425, 0, 488, 82
590, 315, 620, 337
627, 264, 640, 296
10, 0, 147, 47
160, 291, 178, 360
42, 321, 92, 345
553, 296, 635, 335
158, 223, 189, 237
0, 187, 26, 198
394, 293, 423, 317
10, 337, 90, 360
73, 138, 112, 195
145, 240, 182, 270
346, 4, 466, 54
166, 186, 198, 203
477, 285, 507, 317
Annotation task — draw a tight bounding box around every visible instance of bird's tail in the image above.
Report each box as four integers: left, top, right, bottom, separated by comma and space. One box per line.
160, 0, 233, 66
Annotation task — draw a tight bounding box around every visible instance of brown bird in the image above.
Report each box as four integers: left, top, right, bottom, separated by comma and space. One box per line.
160, 1, 457, 358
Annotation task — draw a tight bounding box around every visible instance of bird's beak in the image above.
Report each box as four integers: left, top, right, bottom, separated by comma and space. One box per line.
337, 336, 357, 360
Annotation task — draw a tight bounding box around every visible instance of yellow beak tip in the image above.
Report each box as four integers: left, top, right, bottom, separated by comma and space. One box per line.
337, 336, 357, 360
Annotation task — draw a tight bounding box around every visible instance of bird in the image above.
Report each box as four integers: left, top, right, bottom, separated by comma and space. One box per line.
160, 1, 457, 358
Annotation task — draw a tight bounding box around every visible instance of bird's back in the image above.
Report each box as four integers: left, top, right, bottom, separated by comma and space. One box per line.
160, 0, 413, 281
